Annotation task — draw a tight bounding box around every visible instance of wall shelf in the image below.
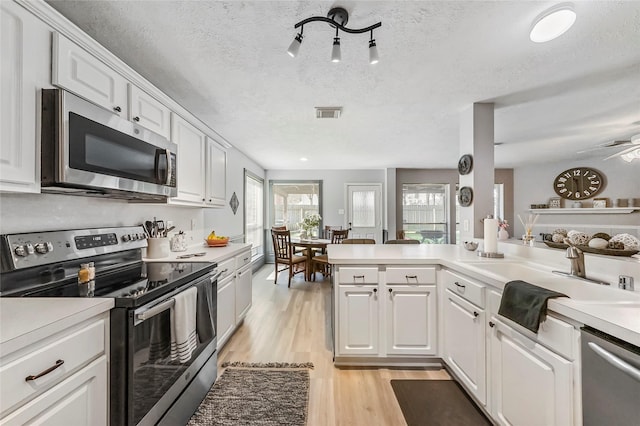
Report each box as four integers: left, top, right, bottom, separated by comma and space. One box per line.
528, 208, 638, 215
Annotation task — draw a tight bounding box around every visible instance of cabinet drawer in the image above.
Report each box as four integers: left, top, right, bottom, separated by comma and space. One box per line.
217, 258, 235, 281
235, 250, 251, 270
0, 318, 105, 413
337, 267, 379, 284
386, 267, 436, 285
443, 269, 485, 308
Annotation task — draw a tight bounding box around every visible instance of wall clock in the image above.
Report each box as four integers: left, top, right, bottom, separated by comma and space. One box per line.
553, 167, 604, 200
458, 186, 473, 206
458, 154, 473, 175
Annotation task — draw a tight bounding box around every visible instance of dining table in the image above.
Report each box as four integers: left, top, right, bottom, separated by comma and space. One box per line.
290, 238, 332, 281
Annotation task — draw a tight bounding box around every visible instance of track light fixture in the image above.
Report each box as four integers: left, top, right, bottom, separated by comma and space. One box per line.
287, 7, 381, 64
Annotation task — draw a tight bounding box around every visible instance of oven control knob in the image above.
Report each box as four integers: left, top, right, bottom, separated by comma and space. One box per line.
45, 242, 54, 252
131, 234, 138, 241
14, 245, 27, 257
25, 244, 35, 255
122, 234, 131, 242
34, 243, 48, 254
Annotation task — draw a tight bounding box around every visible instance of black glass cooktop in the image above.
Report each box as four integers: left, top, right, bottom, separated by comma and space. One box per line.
18, 262, 215, 308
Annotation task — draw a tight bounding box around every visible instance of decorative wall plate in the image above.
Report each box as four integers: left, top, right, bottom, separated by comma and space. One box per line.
458, 186, 473, 206
458, 154, 473, 175
229, 192, 239, 215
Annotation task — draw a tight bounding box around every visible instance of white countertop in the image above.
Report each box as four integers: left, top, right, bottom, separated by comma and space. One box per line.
328, 244, 640, 346
143, 242, 251, 263
0, 298, 114, 355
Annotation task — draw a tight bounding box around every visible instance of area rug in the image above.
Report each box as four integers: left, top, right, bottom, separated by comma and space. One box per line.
391, 380, 491, 426
188, 362, 314, 426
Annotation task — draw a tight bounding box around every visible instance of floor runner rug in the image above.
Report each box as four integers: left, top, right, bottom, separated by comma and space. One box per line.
391, 379, 491, 426
188, 362, 313, 426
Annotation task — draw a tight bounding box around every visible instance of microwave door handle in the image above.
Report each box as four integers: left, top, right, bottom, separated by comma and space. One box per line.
155, 149, 172, 185
135, 298, 175, 325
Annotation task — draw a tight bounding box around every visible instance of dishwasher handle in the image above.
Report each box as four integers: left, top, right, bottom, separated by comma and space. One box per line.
588, 341, 640, 382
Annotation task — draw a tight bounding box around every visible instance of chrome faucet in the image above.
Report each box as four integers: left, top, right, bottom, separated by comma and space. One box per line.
564, 239, 586, 278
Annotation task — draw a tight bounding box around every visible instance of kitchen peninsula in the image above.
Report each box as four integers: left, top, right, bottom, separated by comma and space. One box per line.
328, 243, 640, 425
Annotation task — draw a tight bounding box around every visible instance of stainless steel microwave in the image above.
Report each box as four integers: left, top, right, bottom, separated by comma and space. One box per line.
41, 89, 177, 200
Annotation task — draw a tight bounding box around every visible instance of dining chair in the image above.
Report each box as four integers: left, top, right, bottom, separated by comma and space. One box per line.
342, 238, 376, 244
311, 229, 350, 281
384, 239, 420, 244
271, 229, 306, 287
323, 225, 343, 240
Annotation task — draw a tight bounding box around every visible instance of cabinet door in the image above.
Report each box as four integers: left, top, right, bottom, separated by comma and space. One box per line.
444, 289, 486, 405
0, 2, 50, 193
128, 84, 171, 138
52, 33, 127, 117
205, 138, 227, 207
170, 114, 206, 204
216, 275, 235, 350
1, 356, 107, 426
337, 286, 379, 355
385, 285, 436, 355
490, 319, 573, 426
235, 265, 252, 323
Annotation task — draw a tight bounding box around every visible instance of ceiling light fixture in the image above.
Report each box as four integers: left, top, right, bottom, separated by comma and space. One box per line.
530, 3, 576, 43
621, 148, 640, 163
288, 7, 381, 64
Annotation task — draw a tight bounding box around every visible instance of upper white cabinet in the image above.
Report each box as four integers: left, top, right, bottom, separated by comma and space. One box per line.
171, 114, 206, 205
53, 32, 128, 117
0, 1, 51, 193
205, 137, 227, 207
128, 84, 171, 139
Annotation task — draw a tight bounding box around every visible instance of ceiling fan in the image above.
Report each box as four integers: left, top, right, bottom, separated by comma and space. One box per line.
577, 134, 640, 161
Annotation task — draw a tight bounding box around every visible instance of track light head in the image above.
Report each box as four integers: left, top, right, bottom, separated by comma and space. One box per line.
287, 33, 303, 58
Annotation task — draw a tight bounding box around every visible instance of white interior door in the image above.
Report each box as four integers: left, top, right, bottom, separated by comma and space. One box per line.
346, 184, 382, 242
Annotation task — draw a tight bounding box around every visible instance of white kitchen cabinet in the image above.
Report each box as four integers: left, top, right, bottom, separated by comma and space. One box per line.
337, 285, 380, 356
216, 274, 236, 350
170, 114, 206, 204
128, 84, 171, 139
444, 289, 487, 405
0, 311, 109, 425
0, 1, 51, 193
490, 318, 574, 426
235, 264, 252, 323
205, 137, 227, 207
53, 32, 128, 117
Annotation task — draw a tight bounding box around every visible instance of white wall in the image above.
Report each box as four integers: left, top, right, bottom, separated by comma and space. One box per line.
513, 158, 640, 238
265, 169, 386, 230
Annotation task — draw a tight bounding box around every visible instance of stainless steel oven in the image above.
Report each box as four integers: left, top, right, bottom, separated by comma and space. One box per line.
41, 89, 177, 200
0, 227, 220, 426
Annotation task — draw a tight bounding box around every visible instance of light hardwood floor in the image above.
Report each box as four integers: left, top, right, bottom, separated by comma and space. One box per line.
217, 264, 451, 426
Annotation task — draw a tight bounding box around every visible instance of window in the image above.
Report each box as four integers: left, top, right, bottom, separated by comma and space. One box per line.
244, 171, 264, 261
402, 183, 449, 244
270, 181, 322, 238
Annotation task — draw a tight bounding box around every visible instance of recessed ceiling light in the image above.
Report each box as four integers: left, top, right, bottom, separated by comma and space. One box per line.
300, 157, 308, 162
530, 4, 576, 43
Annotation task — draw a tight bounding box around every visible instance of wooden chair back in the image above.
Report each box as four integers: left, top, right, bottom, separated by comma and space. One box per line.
331, 229, 349, 243
384, 239, 420, 244
271, 229, 294, 259
271, 225, 287, 231
323, 225, 343, 239
342, 238, 376, 244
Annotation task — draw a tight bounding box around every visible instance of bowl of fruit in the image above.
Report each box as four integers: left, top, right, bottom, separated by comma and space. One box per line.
205, 231, 229, 247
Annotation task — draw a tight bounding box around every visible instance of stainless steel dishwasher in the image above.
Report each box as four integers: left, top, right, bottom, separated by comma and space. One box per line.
581, 327, 640, 426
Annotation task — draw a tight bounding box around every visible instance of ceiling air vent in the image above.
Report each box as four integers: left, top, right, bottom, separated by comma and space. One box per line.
315, 107, 342, 119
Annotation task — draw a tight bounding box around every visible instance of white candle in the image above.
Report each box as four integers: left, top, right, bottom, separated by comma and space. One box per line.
484, 218, 498, 253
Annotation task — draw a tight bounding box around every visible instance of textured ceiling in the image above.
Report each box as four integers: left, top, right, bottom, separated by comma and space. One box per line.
45, 1, 640, 170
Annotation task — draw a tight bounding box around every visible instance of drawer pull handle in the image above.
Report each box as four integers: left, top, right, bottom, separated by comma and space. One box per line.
473, 311, 479, 317
454, 281, 466, 289
25, 359, 64, 381
353, 275, 365, 282
405, 275, 418, 282
244, 257, 249, 262
489, 321, 495, 328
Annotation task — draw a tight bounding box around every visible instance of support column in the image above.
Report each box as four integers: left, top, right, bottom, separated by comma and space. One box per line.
459, 103, 494, 242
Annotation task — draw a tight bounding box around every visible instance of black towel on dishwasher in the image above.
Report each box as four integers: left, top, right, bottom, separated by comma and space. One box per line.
498, 280, 567, 333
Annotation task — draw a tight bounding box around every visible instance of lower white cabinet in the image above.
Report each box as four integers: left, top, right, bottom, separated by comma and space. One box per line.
386, 285, 437, 355
235, 264, 252, 323
217, 274, 236, 350
490, 318, 574, 426
444, 289, 486, 405
337, 285, 380, 355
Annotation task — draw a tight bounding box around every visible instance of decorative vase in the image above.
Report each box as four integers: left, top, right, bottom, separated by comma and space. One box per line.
498, 228, 509, 241
309, 228, 318, 240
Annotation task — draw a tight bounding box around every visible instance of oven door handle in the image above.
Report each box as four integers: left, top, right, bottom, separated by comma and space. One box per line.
588, 342, 640, 382
210, 269, 223, 283
136, 298, 175, 323
155, 149, 172, 185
